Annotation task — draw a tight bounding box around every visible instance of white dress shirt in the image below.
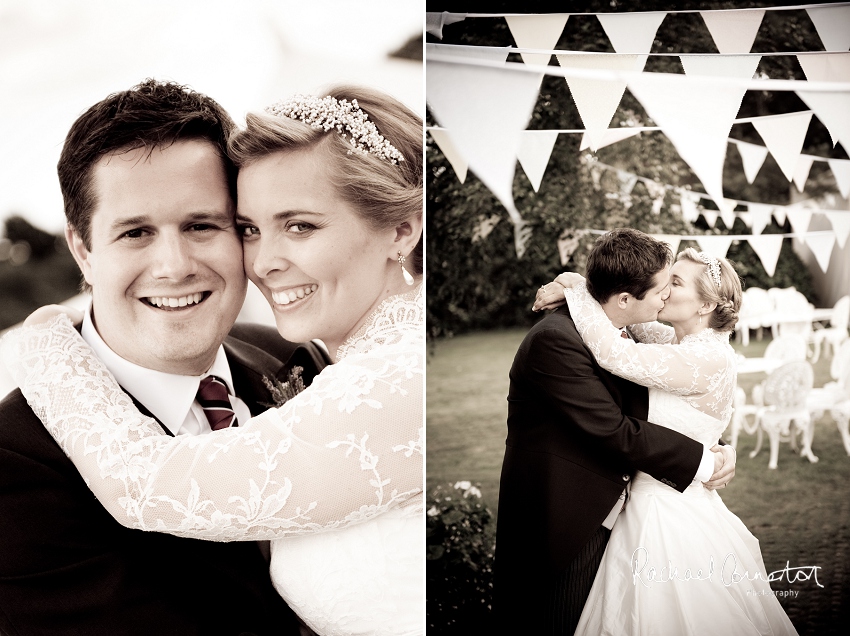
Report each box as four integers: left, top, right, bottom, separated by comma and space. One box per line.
81, 305, 251, 436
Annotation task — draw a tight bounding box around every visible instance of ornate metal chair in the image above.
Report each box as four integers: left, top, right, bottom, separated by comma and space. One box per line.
807, 340, 850, 457
809, 295, 850, 364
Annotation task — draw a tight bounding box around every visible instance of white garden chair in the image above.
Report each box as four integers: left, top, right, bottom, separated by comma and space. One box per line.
807, 340, 850, 457
764, 334, 809, 363
767, 287, 814, 340
735, 287, 775, 346
750, 361, 816, 469
809, 295, 850, 364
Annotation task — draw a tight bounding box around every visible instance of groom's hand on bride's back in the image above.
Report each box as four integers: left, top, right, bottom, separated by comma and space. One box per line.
705, 444, 736, 490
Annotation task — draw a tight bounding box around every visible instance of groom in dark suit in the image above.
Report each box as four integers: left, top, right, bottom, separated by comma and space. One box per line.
0, 80, 329, 635
493, 229, 735, 635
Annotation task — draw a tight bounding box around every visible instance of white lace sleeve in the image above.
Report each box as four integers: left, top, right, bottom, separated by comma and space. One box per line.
628, 321, 675, 344
0, 314, 423, 542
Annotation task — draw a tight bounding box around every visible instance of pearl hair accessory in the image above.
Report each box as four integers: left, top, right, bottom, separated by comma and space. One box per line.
265, 95, 405, 165
696, 252, 722, 289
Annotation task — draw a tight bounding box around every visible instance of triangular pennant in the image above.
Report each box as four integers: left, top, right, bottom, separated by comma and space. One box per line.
796, 91, 850, 151
426, 60, 544, 256
827, 159, 850, 199
804, 232, 836, 273
793, 154, 815, 193
734, 140, 769, 184
557, 54, 646, 151
679, 54, 761, 79
806, 6, 850, 52
773, 206, 787, 227
579, 127, 642, 151
427, 43, 511, 64
651, 234, 681, 257
557, 230, 587, 266
695, 234, 733, 258
825, 211, 850, 249
738, 212, 753, 228
506, 14, 569, 66
678, 189, 701, 223
797, 52, 850, 83
747, 234, 784, 277
748, 202, 774, 235
597, 11, 667, 54
720, 202, 737, 229
471, 214, 501, 243
752, 112, 813, 181
425, 12, 467, 40
786, 206, 813, 234
701, 210, 719, 228
429, 129, 468, 183
517, 131, 560, 192
627, 71, 747, 216
700, 9, 765, 54
617, 169, 639, 194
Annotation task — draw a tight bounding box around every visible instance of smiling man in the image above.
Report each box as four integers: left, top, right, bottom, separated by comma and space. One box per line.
0, 80, 328, 635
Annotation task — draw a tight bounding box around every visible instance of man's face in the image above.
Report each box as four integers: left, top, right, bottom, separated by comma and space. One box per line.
68, 140, 247, 375
623, 267, 671, 324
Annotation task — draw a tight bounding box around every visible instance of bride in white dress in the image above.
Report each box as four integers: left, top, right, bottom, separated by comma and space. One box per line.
539, 248, 797, 635
1, 87, 423, 636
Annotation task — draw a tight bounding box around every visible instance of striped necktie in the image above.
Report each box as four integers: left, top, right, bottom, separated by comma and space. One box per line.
196, 376, 237, 431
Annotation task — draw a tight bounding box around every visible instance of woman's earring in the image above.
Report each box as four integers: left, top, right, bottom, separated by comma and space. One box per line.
698, 312, 702, 326
398, 251, 415, 286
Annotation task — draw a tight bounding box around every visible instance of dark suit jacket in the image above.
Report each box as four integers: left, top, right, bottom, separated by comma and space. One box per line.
0, 323, 330, 636
493, 306, 705, 626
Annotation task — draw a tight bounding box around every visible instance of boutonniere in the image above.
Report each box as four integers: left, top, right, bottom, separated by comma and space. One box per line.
262, 366, 306, 408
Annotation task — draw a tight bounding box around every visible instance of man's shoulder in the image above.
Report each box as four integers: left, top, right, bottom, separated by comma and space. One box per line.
522, 307, 581, 345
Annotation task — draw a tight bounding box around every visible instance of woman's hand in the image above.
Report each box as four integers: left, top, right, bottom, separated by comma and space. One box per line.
24, 305, 84, 328
532, 273, 585, 312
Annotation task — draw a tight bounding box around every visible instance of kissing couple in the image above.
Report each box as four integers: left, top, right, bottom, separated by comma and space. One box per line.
0, 79, 423, 636
494, 229, 797, 635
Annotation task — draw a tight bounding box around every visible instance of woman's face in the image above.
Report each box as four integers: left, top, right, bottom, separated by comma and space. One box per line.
236, 147, 400, 356
657, 259, 708, 327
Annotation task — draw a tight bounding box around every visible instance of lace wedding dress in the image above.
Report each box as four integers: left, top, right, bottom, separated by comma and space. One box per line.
565, 284, 798, 636
1, 286, 425, 636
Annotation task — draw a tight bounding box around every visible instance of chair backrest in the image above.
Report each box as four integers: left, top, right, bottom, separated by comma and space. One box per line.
741, 287, 773, 316
769, 287, 812, 314
832, 340, 850, 394
763, 361, 814, 409
765, 334, 808, 362
830, 295, 850, 331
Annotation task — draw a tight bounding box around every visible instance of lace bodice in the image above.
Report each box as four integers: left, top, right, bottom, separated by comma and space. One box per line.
0, 286, 424, 541
565, 283, 737, 424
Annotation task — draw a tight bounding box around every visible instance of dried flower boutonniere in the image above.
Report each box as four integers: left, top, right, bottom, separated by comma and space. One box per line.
262, 366, 306, 408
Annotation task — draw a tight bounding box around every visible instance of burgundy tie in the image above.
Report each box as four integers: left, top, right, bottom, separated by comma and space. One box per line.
196, 376, 237, 431
621, 330, 630, 339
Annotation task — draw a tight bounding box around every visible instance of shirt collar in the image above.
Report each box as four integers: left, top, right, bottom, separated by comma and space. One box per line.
81, 302, 236, 436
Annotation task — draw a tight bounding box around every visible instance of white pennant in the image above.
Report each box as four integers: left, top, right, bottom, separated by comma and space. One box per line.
429, 129, 468, 183
427, 43, 512, 64
557, 54, 647, 152
734, 140, 769, 184
696, 234, 733, 258
651, 234, 682, 257
425, 12, 467, 40
738, 212, 753, 228
517, 131, 560, 192
752, 111, 813, 182
825, 212, 850, 249
579, 127, 642, 151
472, 214, 501, 243
747, 234, 784, 277
720, 201, 737, 230
827, 159, 850, 199
793, 155, 815, 193
426, 61, 543, 256
806, 6, 850, 52
627, 71, 746, 218
748, 202, 774, 235
506, 14, 569, 67
617, 169, 639, 194
786, 206, 813, 234
700, 9, 765, 54
558, 230, 587, 266
701, 210, 719, 228
805, 232, 836, 273
796, 90, 850, 151
797, 52, 850, 83
773, 206, 787, 227
678, 189, 701, 223
679, 54, 761, 80
597, 11, 667, 54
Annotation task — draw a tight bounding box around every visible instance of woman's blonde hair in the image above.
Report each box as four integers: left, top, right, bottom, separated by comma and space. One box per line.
676, 248, 742, 332
228, 85, 423, 273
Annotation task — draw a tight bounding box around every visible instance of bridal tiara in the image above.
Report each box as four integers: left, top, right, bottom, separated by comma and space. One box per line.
697, 252, 722, 289
265, 95, 405, 165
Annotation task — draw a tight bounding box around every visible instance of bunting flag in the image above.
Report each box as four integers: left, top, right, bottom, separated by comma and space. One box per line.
645, 180, 667, 215
796, 90, 850, 151
471, 214, 501, 242
429, 128, 468, 183
506, 14, 569, 66
786, 206, 813, 234
748, 234, 785, 277
617, 169, 639, 194
678, 189, 701, 223
579, 127, 642, 151
517, 131, 560, 192
701, 210, 719, 228
773, 206, 787, 227
426, 60, 543, 256
806, 5, 850, 52
556, 53, 646, 152
679, 54, 761, 80
797, 52, 850, 83
425, 12, 467, 40
699, 9, 765, 54
651, 233, 682, 257
793, 154, 815, 192
734, 140, 769, 184
828, 159, 850, 199
427, 43, 512, 63
825, 211, 850, 249
720, 200, 738, 229
748, 203, 774, 235
557, 229, 588, 265
596, 11, 667, 54
695, 234, 734, 258
626, 71, 746, 218
751, 111, 813, 181
804, 231, 836, 273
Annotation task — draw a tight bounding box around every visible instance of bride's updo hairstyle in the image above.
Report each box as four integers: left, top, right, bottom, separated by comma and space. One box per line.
228, 86, 423, 274
676, 248, 742, 332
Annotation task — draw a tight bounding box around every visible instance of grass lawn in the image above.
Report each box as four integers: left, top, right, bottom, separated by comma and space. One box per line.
427, 327, 850, 634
